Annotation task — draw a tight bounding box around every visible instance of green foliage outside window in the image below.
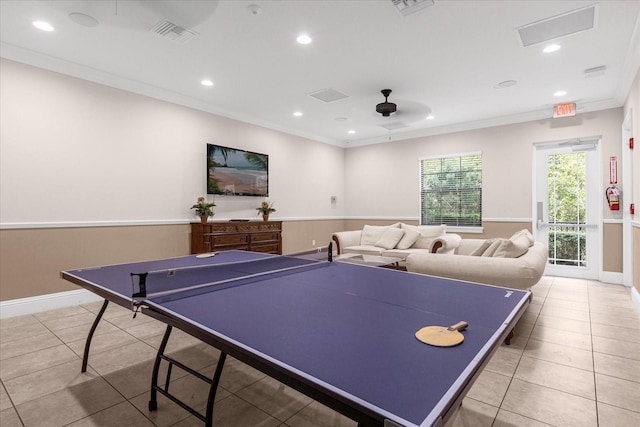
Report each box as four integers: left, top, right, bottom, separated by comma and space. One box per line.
420, 154, 482, 226
547, 152, 587, 266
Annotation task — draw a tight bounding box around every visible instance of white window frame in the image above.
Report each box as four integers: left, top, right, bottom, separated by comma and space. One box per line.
419, 151, 483, 230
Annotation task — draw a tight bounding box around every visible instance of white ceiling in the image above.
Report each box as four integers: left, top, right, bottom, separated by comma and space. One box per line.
1, 0, 639, 148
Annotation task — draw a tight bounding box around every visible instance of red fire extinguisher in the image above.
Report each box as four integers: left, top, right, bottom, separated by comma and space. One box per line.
606, 186, 620, 211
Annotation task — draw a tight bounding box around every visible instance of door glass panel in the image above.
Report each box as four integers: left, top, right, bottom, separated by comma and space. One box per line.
547, 152, 586, 267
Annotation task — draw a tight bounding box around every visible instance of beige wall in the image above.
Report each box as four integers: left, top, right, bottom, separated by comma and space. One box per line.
1, 59, 635, 303
0, 59, 346, 224
623, 68, 639, 294
344, 108, 624, 273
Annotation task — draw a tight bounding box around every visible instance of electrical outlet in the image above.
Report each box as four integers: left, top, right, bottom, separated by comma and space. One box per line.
312, 240, 316, 246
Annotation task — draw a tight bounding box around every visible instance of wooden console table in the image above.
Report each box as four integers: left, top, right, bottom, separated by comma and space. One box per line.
190, 221, 282, 255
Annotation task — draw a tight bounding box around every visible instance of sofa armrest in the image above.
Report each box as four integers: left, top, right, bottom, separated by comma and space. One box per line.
431, 233, 462, 254
331, 230, 362, 255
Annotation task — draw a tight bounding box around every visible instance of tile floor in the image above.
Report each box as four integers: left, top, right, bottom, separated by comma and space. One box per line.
1, 276, 639, 427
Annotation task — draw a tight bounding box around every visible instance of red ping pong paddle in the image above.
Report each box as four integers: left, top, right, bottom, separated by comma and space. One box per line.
415, 321, 469, 347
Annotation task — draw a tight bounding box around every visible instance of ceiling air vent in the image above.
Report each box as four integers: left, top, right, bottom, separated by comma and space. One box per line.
308, 88, 350, 103
151, 20, 198, 44
391, 0, 435, 17
517, 5, 597, 47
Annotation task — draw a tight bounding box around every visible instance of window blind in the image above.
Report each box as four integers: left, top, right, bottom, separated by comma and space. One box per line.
420, 153, 482, 227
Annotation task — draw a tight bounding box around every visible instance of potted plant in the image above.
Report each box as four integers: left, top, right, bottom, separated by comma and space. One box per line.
191, 196, 216, 224
256, 200, 276, 222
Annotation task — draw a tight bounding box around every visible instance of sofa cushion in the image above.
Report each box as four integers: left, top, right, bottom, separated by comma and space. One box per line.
395, 227, 420, 250
470, 238, 496, 256
360, 224, 400, 246
343, 245, 385, 256
476, 237, 529, 258
375, 227, 405, 250
402, 224, 446, 249
510, 229, 534, 247
360, 225, 388, 245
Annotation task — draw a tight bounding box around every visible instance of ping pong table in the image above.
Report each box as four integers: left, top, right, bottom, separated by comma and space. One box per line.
61, 249, 530, 427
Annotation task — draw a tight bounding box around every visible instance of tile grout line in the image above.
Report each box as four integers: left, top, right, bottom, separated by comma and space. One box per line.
489, 277, 550, 426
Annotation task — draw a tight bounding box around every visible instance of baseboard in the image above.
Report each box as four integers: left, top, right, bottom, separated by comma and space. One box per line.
600, 271, 623, 285
0, 289, 103, 319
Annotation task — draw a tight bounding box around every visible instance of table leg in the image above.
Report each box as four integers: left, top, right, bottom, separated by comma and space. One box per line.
204, 352, 227, 427
504, 329, 515, 345
81, 299, 109, 373
149, 324, 173, 411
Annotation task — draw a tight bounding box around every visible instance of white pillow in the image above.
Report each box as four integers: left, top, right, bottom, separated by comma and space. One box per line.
470, 238, 496, 256
375, 228, 405, 249
395, 228, 420, 250
510, 229, 534, 247
402, 224, 446, 249
361, 225, 389, 246
493, 238, 529, 258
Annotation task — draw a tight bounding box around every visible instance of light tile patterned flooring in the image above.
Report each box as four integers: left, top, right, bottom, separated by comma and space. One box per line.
1, 276, 639, 426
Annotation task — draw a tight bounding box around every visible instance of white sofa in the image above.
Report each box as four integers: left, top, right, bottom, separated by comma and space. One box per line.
405, 229, 548, 290
331, 223, 462, 262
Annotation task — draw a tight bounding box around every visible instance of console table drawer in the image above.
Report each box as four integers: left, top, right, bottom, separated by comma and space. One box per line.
211, 234, 249, 246
190, 221, 282, 255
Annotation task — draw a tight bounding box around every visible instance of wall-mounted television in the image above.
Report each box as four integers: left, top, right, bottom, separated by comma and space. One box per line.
207, 144, 269, 196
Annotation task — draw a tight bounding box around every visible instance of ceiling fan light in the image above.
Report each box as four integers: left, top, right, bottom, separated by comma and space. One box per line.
376, 89, 397, 117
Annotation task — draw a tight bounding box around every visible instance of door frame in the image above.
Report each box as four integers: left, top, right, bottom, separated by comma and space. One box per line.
532, 137, 602, 280
622, 109, 634, 288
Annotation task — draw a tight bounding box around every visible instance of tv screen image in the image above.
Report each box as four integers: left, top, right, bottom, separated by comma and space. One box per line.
207, 144, 269, 196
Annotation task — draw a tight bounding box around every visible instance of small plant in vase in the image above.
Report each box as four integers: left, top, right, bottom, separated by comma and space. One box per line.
191, 196, 216, 224
256, 200, 276, 222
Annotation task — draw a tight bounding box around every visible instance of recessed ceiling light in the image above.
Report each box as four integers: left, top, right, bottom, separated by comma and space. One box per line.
347, 130, 356, 134
247, 4, 262, 15
553, 90, 567, 97
200, 79, 214, 87
426, 115, 435, 120
543, 44, 561, 53
69, 12, 99, 27
293, 111, 303, 117
32, 21, 54, 32
296, 34, 312, 45
335, 117, 348, 122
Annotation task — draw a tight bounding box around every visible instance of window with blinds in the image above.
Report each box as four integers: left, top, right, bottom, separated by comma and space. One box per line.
420, 153, 482, 227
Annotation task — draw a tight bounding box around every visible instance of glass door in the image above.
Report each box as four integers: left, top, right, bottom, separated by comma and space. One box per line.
535, 140, 600, 279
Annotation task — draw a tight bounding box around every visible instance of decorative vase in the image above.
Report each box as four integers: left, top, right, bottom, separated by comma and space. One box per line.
262, 214, 269, 222
200, 215, 208, 224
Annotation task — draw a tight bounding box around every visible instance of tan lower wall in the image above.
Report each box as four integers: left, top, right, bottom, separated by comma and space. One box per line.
281, 220, 346, 254
602, 223, 623, 273
0, 218, 626, 302
0, 220, 347, 302
0, 225, 189, 301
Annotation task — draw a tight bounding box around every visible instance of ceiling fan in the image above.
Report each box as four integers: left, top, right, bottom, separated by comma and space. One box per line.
376, 89, 397, 117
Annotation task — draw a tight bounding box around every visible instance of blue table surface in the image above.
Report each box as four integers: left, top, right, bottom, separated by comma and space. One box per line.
63, 250, 530, 427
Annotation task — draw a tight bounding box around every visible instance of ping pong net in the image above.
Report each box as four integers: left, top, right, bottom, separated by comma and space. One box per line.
130, 254, 328, 305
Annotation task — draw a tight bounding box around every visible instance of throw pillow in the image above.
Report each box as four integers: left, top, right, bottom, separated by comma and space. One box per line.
402, 224, 446, 249
510, 229, 534, 247
470, 238, 496, 256
395, 228, 420, 249
360, 225, 389, 246
375, 228, 405, 249
481, 239, 504, 257
493, 238, 529, 258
